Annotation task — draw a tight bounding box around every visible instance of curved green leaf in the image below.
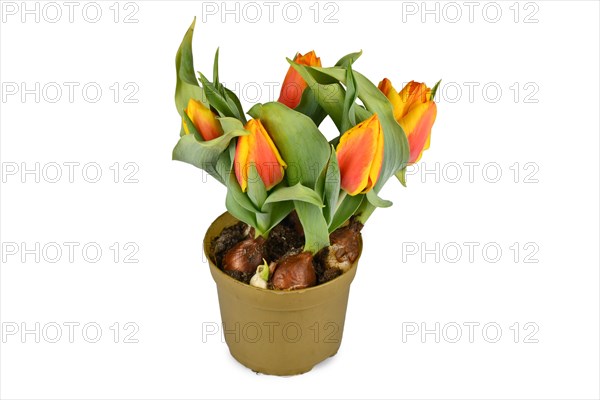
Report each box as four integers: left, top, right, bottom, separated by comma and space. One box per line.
226, 191, 257, 230
175, 18, 206, 116
430, 79, 442, 100
264, 183, 324, 208
366, 190, 393, 208
217, 117, 244, 133
172, 129, 247, 184
294, 86, 327, 127
295, 201, 330, 253
335, 50, 363, 68
248, 102, 330, 189
395, 167, 407, 187
329, 194, 364, 233
247, 163, 267, 210
323, 146, 341, 225
227, 170, 259, 213
341, 64, 358, 133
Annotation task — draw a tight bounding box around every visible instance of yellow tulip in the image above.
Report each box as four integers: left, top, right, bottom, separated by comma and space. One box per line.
336, 114, 384, 196
183, 98, 223, 141
234, 119, 287, 192
379, 79, 437, 163
278, 51, 321, 109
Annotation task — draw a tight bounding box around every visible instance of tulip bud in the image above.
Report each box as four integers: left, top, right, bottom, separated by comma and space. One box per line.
336, 114, 384, 195
234, 119, 287, 192
272, 252, 317, 290
378, 79, 437, 164
278, 51, 321, 109
183, 98, 223, 141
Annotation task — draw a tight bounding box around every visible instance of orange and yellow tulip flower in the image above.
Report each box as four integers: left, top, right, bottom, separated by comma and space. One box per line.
234, 119, 287, 192
378, 79, 437, 164
336, 114, 384, 196
278, 51, 321, 109
183, 98, 223, 141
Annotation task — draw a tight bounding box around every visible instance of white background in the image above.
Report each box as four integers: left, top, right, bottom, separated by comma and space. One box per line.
1, 1, 599, 399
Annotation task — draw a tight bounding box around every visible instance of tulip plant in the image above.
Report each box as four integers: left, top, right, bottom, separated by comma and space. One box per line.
173, 19, 439, 288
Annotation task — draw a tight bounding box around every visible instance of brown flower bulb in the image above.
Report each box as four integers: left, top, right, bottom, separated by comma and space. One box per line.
272, 252, 317, 290
222, 236, 266, 275
323, 220, 363, 272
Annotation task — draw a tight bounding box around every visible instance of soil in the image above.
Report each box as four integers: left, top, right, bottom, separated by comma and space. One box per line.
210, 212, 362, 289
264, 213, 304, 261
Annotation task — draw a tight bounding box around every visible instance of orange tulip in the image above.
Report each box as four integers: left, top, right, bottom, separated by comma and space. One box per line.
336, 114, 384, 196
378, 79, 437, 164
234, 119, 287, 192
278, 51, 321, 109
183, 98, 223, 141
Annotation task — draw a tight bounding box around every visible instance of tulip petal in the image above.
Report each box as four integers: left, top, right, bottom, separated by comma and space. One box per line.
234, 133, 250, 191
185, 98, 223, 141
378, 78, 404, 122
234, 119, 287, 192
367, 121, 385, 192
336, 114, 383, 196
278, 51, 321, 109
399, 101, 437, 164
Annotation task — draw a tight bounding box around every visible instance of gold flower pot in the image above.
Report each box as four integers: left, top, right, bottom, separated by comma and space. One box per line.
203, 212, 361, 376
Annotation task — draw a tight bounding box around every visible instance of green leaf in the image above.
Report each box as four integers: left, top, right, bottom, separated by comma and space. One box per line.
172, 129, 248, 184
264, 183, 324, 208
341, 64, 358, 133
248, 102, 330, 189
335, 50, 363, 68
198, 72, 240, 119
290, 60, 372, 133
323, 146, 341, 224
217, 117, 244, 134
213, 47, 220, 86
294, 87, 327, 127
247, 163, 268, 210
174, 18, 206, 117
255, 212, 271, 234
261, 201, 295, 235
430, 79, 441, 100
223, 87, 247, 124
227, 169, 259, 213
329, 194, 364, 233
395, 167, 407, 187
295, 201, 330, 253
226, 190, 257, 231
366, 190, 393, 208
